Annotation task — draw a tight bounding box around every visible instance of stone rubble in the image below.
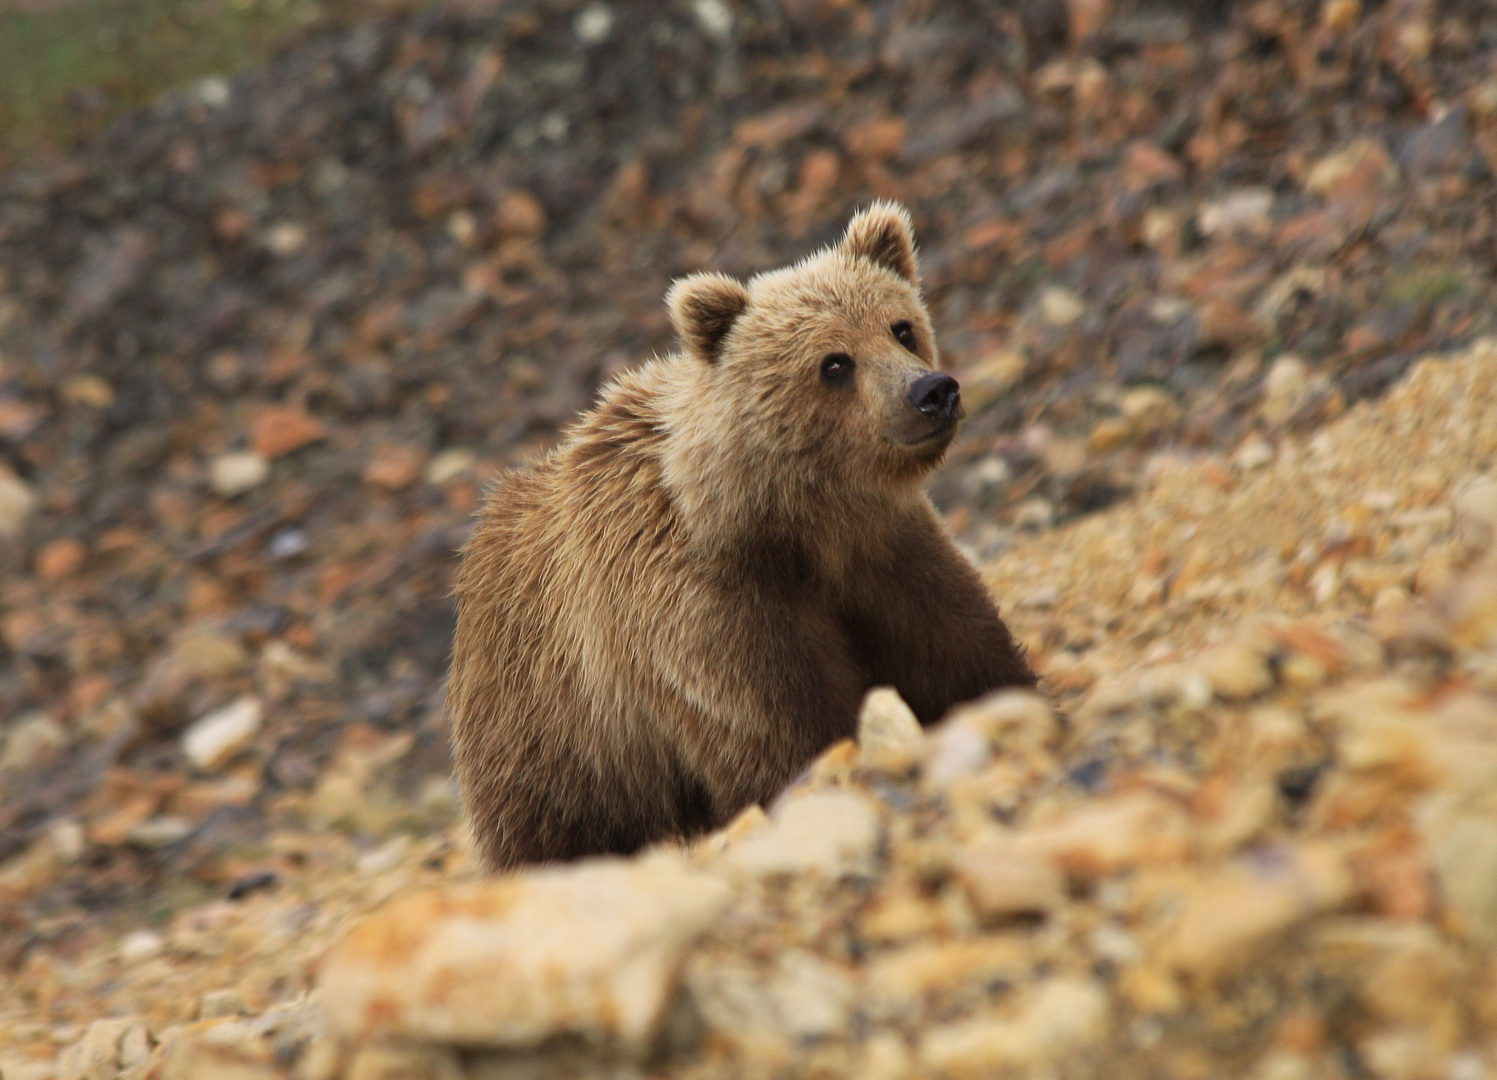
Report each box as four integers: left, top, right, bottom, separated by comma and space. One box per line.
8, 334, 1497, 1080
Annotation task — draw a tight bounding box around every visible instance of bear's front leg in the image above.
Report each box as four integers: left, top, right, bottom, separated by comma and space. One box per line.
839, 504, 1036, 726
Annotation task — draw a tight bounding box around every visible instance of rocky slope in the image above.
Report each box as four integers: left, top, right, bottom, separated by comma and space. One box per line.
5, 0, 1497, 1077
12, 337, 1497, 1080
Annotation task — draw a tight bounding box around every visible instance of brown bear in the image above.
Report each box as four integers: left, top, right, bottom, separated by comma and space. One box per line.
448, 202, 1036, 871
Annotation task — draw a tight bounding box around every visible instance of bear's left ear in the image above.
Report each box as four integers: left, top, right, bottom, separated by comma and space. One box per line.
667, 272, 751, 363
839, 201, 919, 284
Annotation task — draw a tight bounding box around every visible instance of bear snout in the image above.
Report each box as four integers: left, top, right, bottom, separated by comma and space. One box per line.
908, 371, 961, 421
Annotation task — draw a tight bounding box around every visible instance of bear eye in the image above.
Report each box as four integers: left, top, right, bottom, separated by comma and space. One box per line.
820, 352, 854, 385
892, 321, 918, 352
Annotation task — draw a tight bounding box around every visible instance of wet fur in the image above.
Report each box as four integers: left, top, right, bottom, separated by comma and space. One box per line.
448, 203, 1036, 871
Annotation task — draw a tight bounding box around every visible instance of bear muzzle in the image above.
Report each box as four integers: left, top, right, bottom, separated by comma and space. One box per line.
908, 371, 961, 421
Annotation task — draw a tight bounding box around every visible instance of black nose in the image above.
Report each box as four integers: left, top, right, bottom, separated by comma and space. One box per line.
908, 372, 961, 419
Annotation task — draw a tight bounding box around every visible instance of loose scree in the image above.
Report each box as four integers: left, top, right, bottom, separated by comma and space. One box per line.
448, 202, 1036, 870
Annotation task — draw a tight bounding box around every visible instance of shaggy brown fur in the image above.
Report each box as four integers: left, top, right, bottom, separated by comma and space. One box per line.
448, 203, 1036, 871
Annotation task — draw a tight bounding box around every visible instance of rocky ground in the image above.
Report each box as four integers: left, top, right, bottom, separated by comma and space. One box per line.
4, 0, 1497, 1077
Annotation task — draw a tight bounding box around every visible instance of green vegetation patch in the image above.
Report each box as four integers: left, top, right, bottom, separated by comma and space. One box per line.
0, 0, 313, 165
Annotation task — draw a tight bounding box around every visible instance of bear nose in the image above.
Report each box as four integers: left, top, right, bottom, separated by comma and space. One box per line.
908, 372, 961, 420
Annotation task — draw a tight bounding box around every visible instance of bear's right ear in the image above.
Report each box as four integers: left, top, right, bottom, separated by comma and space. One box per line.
666, 272, 751, 363
840, 201, 919, 284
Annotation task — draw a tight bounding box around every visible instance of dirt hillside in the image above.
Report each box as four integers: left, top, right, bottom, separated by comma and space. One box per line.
4, 0, 1497, 1077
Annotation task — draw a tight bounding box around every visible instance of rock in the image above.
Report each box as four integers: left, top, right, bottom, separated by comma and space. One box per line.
363, 443, 427, 490
1014, 791, 1195, 879
1196, 641, 1274, 700
1261, 355, 1310, 425
56, 1019, 151, 1080
126, 816, 194, 848
199, 989, 250, 1020
923, 723, 992, 789
0, 465, 36, 539
690, 949, 857, 1044
952, 844, 1067, 922
691, 0, 733, 42
495, 190, 547, 238
1160, 843, 1354, 977
158, 1018, 286, 1080
1454, 473, 1497, 553
942, 690, 1058, 753
919, 976, 1110, 1073
958, 350, 1027, 414
182, 696, 264, 772
423, 448, 476, 486
1, 712, 67, 773
262, 220, 308, 256
727, 789, 881, 877
1417, 802, 1497, 947
1305, 138, 1400, 198
35, 537, 87, 581
1038, 285, 1085, 327
344, 1046, 465, 1080
858, 687, 924, 769
1234, 435, 1276, 470
1197, 188, 1274, 237
1119, 386, 1181, 439
865, 937, 1030, 1020
119, 929, 165, 961
251, 405, 325, 458
1012, 496, 1056, 531
318, 856, 732, 1053
210, 452, 270, 498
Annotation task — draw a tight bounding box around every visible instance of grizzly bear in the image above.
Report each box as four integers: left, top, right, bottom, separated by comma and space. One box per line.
448, 202, 1036, 871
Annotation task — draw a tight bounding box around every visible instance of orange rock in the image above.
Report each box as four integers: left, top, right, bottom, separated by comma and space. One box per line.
363, 443, 427, 491
35, 537, 86, 581
495, 189, 546, 238
251, 405, 325, 458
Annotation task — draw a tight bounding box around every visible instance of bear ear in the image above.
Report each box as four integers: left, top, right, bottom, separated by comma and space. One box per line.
839, 201, 919, 284
667, 272, 751, 362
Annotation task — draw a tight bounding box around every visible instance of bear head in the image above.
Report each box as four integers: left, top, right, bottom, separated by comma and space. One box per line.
659, 202, 959, 561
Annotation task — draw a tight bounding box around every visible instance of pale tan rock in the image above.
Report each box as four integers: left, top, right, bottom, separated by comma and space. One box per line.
1454, 474, 1497, 553
1311, 920, 1461, 1031
689, 949, 857, 1044
423, 448, 476, 487
318, 856, 731, 1053
1358, 1028, 1446, 1080
1417, 800, 1497, 947
1199, 775, 1279, 856
199, 989, 249, 1020
858, 1031, 914, 1080
159, 1019, 286, 1080
918, 976, 1110, 1074
943, 690, 1057, 753
1039, 285, 1085, 327
865, 937, 1029, 1019
182, 696, 263, 772
1305, 137, 1399, 196
57, 1018, 139, 1080
1013, 791, 1195, 878
727, 789, 880, 877
1260, 354, 1310, 426
1159, 842, 1354, 977
1197, 187, 1274, 237
344, 1046, 465, 1080
209, 452, 270, 498
858, 687, 923, 769
1120, 386, 1181, 439
1, 712, 67, 773
1196, 641, 1274, 700
0, 465, 36, 539
952, 844, 1066, 922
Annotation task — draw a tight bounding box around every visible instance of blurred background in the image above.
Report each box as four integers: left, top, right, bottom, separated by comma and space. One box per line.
2, 0, 1496, 1018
